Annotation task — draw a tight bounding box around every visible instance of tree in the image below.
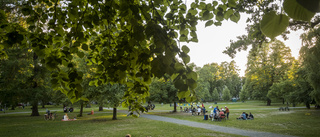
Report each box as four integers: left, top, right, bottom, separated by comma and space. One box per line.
2, 0, 318, 112
224, 0, 320, 58
0, 47, 32, 110
195, 81, 211, 102
300, 27, 320, 105
243, 40, 293, 106
222, 86, 231, 101
239, 87, 248, 102
212, 88, 219, 102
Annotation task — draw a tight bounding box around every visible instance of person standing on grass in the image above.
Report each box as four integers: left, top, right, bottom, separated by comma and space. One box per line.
213, 106, 219, 118
225, 106, 230, 120
202, 107, 206, 115
197, 106, 201, 115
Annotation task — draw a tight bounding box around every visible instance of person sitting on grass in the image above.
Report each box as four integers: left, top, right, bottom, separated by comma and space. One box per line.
237, 112, 247, 120
63, 114, 69, 120
219, 110, 225, 119
248, 112, 254, 119
192, 107, 196, 116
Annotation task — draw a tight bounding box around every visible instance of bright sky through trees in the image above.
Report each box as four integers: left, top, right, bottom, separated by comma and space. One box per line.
186, 13, 303, 77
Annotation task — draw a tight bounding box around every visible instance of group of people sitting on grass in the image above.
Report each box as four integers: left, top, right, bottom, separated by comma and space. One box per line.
182, 104, 208, 116
237, 112, 254, 120
209, 106, 230, 120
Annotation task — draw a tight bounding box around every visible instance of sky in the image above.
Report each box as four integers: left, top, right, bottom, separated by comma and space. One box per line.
185, 13, 304, 77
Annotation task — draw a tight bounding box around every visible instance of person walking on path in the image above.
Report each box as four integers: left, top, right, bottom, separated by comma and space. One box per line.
225, 106, 230, 120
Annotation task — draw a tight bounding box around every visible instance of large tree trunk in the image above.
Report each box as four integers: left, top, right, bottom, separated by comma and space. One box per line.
112, 107, 117, 120
267, 98, 271, 106
99, 106, 103, 111
173, 101, 177, 112
31, 102, 39, 116
79, 100, 84, 117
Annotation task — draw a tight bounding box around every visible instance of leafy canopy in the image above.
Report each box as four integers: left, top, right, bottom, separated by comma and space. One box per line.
0, 0, 244, 112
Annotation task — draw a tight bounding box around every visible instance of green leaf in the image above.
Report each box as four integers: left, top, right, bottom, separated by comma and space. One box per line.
224, 9, 234, 19
188, 9, 198, 16
199, 2, 206, 9
89, 79, 98, 86
187, 79, 197, 90
283, 0, 315, 21
230, 12, 240, 23
202, 10, 213, 20
260, 11, 289, 39
179, 4, 187, 11
75, 84, 83, 92
174, 63, 185, 71
80, 97, 89, 101
182, 45, 190, 54
212, 1, 218, 6
190, 31, 197, 38
165, 13, 173, 19
191, 2, 197, 9
174, 79, 187, 91
191, 37, 198, 42
187, 71, 198, 80
214, 21, 222, 26
182, 55, 190, 64
177, 91, 185, 99
82, 44, 88, 50
296, 0, 320, 13
77, 51, 85, 58
228, 0, 237, 8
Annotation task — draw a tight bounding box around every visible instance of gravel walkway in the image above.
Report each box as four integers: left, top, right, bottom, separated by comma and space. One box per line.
140, 114, 295, 137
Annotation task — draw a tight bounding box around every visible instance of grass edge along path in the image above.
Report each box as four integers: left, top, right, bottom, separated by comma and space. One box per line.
140, 114, 295, 137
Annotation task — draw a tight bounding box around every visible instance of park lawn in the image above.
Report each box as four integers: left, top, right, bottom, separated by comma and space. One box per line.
151, 101, 320, 137
0, 110, 241, 137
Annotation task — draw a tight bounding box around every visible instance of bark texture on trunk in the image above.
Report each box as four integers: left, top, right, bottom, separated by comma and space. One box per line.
112, 107, 117, 120
31, 102, 40, 116
173, 102, 177, 112
79, 101, 84, 117
267, 98, 271, 106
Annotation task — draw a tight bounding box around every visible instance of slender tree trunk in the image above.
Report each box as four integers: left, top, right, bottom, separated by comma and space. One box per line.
11, 105, 15, 110
173, 101, 177, 112
79, 100, 83, 117
31, 53, 40, 116
112, 107, 117, 120
99, 106, 103, 111
306, 101, 310, 109
267, 98, 271, 106
282, 98, 285, 104
31, 101, 39, 116
42, 102, 45, 108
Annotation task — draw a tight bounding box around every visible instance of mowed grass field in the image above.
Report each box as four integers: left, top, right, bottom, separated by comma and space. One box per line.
0, 105, 238, 137
0, 100, 319, 137
150, 101, 320, 137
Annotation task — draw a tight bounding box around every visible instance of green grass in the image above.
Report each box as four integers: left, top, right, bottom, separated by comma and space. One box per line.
1, 101, 319, 137
0, 107, 239, 137
151, 101, 320, 137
